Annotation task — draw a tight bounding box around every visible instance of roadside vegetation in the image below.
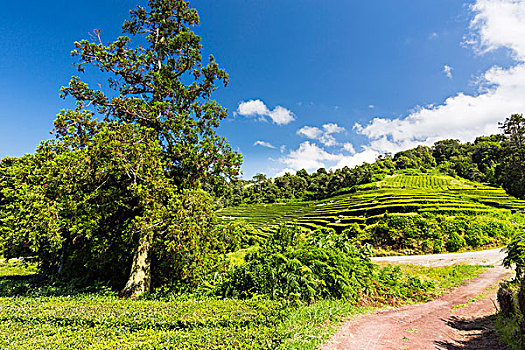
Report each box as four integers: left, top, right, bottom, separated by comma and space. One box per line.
496, 233, 525, 349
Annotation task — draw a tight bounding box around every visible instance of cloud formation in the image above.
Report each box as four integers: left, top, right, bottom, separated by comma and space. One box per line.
469, 0, 525, 59
279, 141, 343, 171
279, 141, 378, 173
343, 142, 356, 154
254, 140, 276, 149
443, 65, 453, 79
297, 123, 346, 147
297, 126, 323, 139
237, 99, 295, 125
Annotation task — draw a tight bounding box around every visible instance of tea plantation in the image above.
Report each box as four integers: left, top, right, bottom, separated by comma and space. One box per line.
218, 172, 525, 254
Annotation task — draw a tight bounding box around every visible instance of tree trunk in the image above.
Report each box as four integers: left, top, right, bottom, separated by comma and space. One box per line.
119, 234, 151, 299
57, 239, 67, 275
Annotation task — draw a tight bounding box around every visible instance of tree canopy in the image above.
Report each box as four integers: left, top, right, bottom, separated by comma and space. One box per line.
0, 0, 241, 298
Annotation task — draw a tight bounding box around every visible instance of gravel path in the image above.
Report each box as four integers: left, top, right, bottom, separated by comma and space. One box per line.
371, 247, 506, 267
323, 248, 512, 350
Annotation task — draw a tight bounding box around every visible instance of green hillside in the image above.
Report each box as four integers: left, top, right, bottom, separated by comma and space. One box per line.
218, 172, 525, 253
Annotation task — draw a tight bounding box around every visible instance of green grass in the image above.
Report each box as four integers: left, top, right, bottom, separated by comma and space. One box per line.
0, 259, 490, 350
0, 259, 37, 277
451, 284, 498, 310
391, 264, 491, 296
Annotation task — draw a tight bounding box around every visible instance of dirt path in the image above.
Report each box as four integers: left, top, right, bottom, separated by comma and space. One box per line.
323, 249, 512, 350
371, 247, 505, 267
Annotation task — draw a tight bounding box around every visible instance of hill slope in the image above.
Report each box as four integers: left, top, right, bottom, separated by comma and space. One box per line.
218, 172, 525, 254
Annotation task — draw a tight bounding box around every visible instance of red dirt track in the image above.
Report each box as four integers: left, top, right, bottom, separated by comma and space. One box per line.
323, 250, 512, 350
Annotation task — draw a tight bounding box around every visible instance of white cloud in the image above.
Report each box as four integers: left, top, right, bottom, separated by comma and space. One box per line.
332, 149, 380, 169
254, 140, 276, 149
368, 104, 375, 109
319, 134, 337, 147
469, 0, 525, 60
297, 123, 346, 147
343, 142, 356, 154
237, 99, 269, 116
237, 99, 295, 125
323, 123, 346, 134
279, 141, 379, 173
280, 141, 342, 171
275, 168, 296, 177
429, 32, 439, 39
268, 106, 295, 125
443, 65, 453, 79
297, 126, 323, 139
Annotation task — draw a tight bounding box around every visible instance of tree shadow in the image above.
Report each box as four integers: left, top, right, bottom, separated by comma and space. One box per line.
0, 274, 36, 281
0, 260, 115, 298
434, 314, 509, 350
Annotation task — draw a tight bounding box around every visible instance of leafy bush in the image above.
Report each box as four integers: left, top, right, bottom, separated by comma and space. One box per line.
464, 224, 490, 247
433, 239, 443, 253
215, 225, 439, 304
214, 221, 265, 253
216, 225, 376, 301
503, 233, 525, 280
446, 232, 466, 252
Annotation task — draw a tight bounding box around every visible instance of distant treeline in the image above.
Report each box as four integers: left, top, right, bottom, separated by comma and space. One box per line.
207, 114, 525, 206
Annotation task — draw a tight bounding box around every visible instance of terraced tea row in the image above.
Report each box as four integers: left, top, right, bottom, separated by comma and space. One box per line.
382, 174, 452, 189
218, 173, 525, 234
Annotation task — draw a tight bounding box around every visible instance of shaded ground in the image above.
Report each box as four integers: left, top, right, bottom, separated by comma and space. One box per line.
323, 249, 512, 350
435, 314, 508, 350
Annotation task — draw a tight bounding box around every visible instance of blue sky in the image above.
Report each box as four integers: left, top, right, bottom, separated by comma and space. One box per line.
1, 1, 524, 179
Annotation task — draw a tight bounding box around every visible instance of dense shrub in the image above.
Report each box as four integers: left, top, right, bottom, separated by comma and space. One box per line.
365, 213, 516, 254
215, 226, 376, 301
214, 221, 266, 253
464, 224, 489, 247
446, 232, 466, 252
215, 225, 437, 303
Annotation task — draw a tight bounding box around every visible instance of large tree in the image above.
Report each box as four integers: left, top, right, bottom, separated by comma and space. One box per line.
0, 0, 241, 298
